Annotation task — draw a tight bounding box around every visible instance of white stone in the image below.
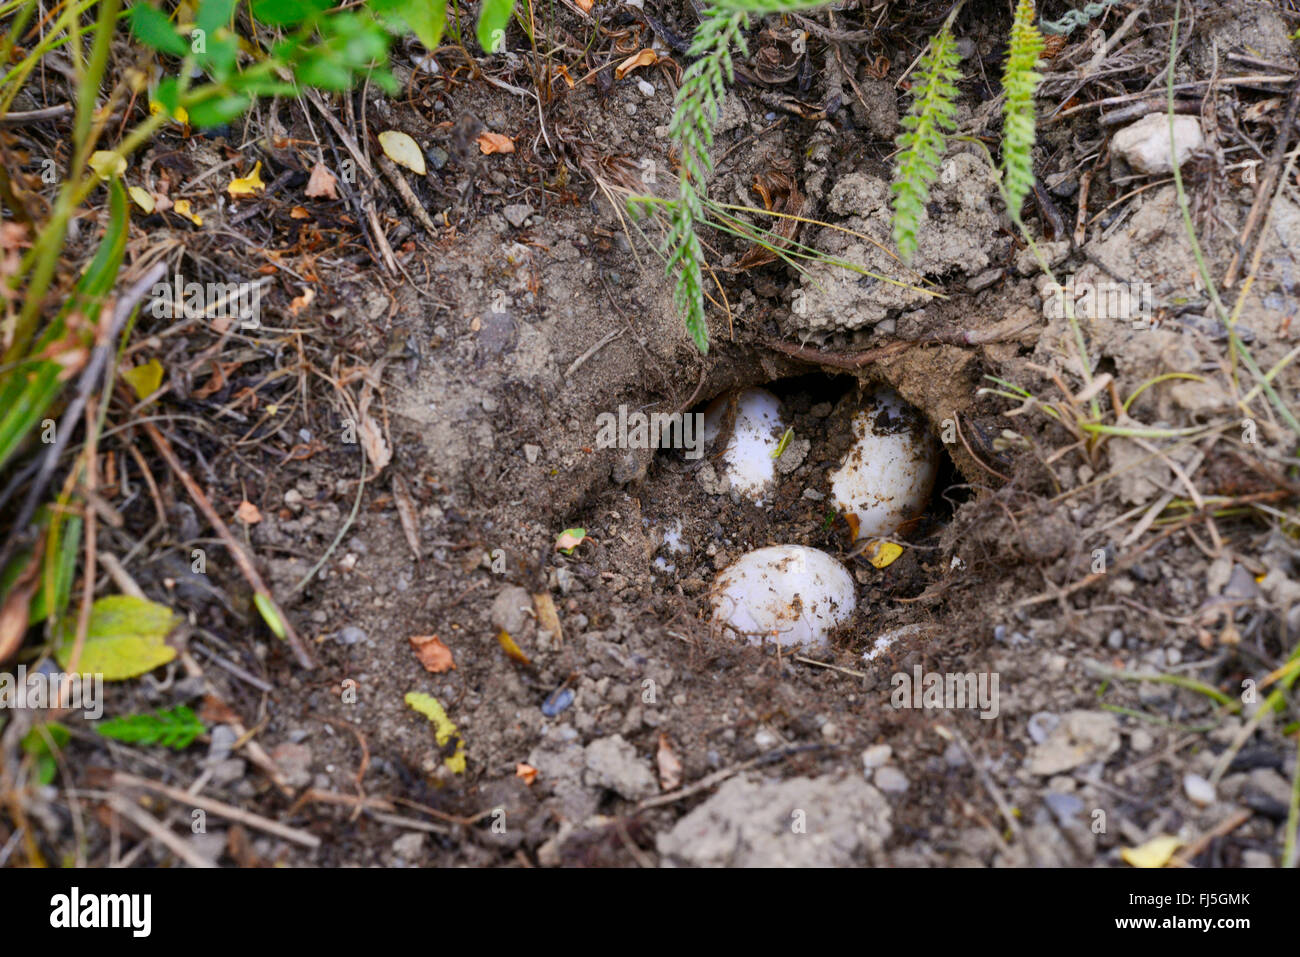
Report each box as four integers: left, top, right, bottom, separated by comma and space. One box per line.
1112, 114, 1204, 175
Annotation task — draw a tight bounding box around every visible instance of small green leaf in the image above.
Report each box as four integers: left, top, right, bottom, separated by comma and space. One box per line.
154, 77, 182, 117
770, 426, 793, 459
377, 0, 448, 51
128, 4, 189, 56
196, 0, 238, 34
477, 0, 515, 54
22, 722, 70, 786
249, 0, 330, 27
55, 595, 179, 680
554, 528, 588, 555
187, 93, 252, 128
253, 592, 286, 638
96, 706, 205, 749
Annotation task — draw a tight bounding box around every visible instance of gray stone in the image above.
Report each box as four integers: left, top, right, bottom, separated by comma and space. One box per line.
337, 625, 366, 645
503, 204, 534, 228
1043, 791, 1084, 825
490, 586, 533, 636
861, 744, 892, 770
1027, 711, 1060, 745
210, 758, 247, 785
873, 766, 909, 793
392, 832, 426, 860
205, 724, 237, 764
270, 742, 313, 789
1025, 710, 1120, 776
656, 773, 892, 867
1112, 114, 1204, 174
583, 734, 656, 800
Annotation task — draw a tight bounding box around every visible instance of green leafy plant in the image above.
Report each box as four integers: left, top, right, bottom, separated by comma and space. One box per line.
95, 705, 205, 749
0, 0, 498, 658
653, 0, 1049, 350
890, 19, 963, 264
637, 0, 830, 355
21, 721, 70, 785
663, 5, 749, 354
1001, 0, 1045, 220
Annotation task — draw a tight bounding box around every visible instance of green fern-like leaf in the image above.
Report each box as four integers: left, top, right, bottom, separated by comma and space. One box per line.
890, 27, 962, 264
95, 705, 205, 750
659, 6, 748, 354
1001, 0, 1045, 220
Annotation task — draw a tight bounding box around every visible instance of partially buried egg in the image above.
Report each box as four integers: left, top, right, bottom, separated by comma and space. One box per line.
710, 545, 856, 649
829, 387, 938, 540
702, 387, 785, 504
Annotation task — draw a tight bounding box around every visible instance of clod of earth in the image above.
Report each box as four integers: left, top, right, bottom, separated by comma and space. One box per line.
709, 545, 855, 649
829, 387, 939, 540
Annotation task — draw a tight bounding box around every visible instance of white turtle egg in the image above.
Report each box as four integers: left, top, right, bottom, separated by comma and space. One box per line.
830, 388, 938, 540
710, 545, 856, 649
702, 387, 785, 504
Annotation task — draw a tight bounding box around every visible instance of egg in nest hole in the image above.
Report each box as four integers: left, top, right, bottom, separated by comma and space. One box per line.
709, 545, 856, 649
702, 386, 786, 505
830, 386, 939, 540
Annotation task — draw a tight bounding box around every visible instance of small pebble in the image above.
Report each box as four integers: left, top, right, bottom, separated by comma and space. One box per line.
1027, 711, 1059, 745
874, 766, 909, 793
337, 626, 366, 645
1183, 773, 1216, 807
1043, 791, 1084, 824
861, 744, 892, 769
541, 687, 574, 718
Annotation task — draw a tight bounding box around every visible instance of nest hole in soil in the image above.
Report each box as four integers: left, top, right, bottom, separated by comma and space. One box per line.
622, 369, 966, 659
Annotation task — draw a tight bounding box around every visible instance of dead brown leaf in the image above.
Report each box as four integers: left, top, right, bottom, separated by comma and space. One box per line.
477, 131, 515, 155
304, 161, 339, 199
532, 592, 562, 644
392, 474, 422, 560
615, 48, 659, 80
656, 732, 683, 791
409, 634, 455, 673
0, 551, 43, 663
356, 379, 392, 475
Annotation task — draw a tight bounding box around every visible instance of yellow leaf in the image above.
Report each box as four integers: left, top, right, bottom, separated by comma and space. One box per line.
227, 160, 266, 197
172, 199, 202, 225
868, 541, 904, 569
122, 358, 164, 400
378, 130, 427, 175
89, 151, 126, 181
55, 595, 179, 680
1121, 835, 1182, 868
496, 629, 531, 665
149, 100, 188, 123
404, 692, 466, 773
128, 186, 156, 213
